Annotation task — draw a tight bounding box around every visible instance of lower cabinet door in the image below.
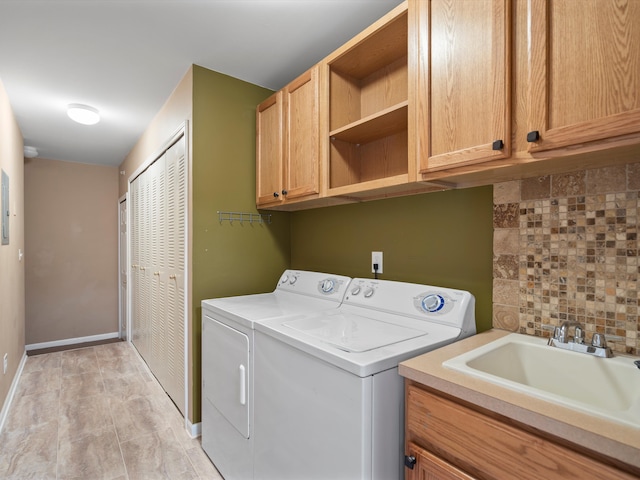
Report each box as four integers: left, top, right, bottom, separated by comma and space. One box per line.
407, 443, 476, 480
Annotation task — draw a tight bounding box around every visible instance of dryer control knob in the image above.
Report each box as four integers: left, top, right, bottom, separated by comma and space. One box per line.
364, 287, 375, 298
422, 294, 445, 313
320, 279, 335, 293
289, 275, 298, 285
350, 286, 361, 295
279, 274, 289, 285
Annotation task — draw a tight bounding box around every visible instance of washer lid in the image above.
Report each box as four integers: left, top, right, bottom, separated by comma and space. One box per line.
283, 313, 426, 353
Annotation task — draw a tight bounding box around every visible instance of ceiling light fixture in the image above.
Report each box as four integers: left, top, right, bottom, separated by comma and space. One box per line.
67, 103, 100, 125
23, 146, 39, 158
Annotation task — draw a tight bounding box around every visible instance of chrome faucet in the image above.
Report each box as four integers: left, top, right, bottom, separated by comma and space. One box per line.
548, 321, 613, 358
558, 321, 584, 344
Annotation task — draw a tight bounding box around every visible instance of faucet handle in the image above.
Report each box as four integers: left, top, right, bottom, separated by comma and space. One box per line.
574, 326, 584, 344
592, 333, 607, 348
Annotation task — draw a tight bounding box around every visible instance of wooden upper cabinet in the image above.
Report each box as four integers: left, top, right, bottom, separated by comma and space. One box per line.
283, 65, 320, 202
326, 2, 410, 196
256, 67, 320, 208
414, 0, 511, 174
256, 91, 283, 207
527, 0, 640, 152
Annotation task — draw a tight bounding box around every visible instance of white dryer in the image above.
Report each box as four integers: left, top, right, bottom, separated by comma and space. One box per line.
201, 270, 351, 480
253, 278, 476, 480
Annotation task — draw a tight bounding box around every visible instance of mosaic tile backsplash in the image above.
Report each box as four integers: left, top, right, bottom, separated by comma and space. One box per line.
493, 163, 640, 355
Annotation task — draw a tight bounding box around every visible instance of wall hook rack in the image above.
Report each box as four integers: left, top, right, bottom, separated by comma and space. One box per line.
217, 211, 271, 225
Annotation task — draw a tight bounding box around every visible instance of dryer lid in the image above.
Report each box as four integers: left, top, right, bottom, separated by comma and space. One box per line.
283, 312, 426, 353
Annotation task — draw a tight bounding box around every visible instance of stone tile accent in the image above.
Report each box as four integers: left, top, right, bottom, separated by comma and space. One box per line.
492, 304, 519, 332
493, 229, 519, 255
493, 164, 640, 355
521, 175, 550, 200
552, 171, 585, 197
494, 180, 520, 204
493, 278, 519, 305
493, 203, 519, 228
493, 254, 519, 280
628, 163, 640, 190
585, 165, 626, 194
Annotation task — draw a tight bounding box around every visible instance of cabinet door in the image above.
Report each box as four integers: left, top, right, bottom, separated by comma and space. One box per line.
528, 0, 640, 152
283, 65, 320, 201
256, 91, 283, 206
415, 0, 511, 173
406, 443, 476, 480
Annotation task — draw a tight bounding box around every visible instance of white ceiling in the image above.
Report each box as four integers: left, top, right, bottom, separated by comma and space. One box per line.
0, 0, 403, 167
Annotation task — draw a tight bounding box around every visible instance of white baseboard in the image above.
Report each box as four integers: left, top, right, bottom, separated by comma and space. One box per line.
0, 351, 27, 435
25, 332, 120, 352
187, 420, 202, 438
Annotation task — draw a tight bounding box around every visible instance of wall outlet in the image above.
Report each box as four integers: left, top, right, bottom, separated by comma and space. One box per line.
3, 353, 7, 374
371, 251, 383, 274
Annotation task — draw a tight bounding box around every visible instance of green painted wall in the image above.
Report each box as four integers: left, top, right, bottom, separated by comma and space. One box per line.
290, 186, 493, 332
191, 66, 290, 422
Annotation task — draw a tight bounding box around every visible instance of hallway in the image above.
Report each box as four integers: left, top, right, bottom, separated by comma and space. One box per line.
0, 341, 221, 479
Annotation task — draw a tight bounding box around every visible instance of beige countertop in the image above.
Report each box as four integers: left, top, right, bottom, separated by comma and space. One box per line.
399, 329, 640, 472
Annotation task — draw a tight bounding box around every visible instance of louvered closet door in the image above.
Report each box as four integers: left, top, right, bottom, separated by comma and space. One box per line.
139, 167, 152, 360
164, 137, 186, 414
130, 179, 140, 348
150, 155, 168, 385
129, 134, 186, 415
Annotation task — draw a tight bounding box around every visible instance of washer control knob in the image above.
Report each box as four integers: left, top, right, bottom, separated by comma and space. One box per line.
364, 287, 375, 298
320, 279, 335, 293
279, 274, 289, 285
289, 275, 298, 285
350, 286, 361, 295
422, 294, 445, 313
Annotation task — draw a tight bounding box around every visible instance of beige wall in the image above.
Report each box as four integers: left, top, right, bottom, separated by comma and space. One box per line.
119, 66, 193, 196
0, 79, 25, 410
24, 158, 119, 345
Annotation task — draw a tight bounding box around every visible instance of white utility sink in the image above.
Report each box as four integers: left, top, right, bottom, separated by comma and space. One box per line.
443, 333, 640, 428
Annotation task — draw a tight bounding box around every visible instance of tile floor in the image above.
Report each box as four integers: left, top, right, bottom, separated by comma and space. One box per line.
0, 341, 223, 480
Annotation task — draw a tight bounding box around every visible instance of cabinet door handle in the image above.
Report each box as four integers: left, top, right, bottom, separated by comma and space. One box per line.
404, 455, 416, 470
281, 189, 288, 196
273, 192, 279, 198
527, 130, 540, 142
492, 139, 504, 150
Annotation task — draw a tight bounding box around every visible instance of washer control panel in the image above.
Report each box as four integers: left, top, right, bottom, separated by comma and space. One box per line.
276, 270, 350, 299
342, 278, 474, 333
414, 291, 455, 315
347, 281, 378, 300
278, 272, 298, 285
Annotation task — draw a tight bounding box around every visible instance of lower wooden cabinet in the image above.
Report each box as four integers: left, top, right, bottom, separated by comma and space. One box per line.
405, 382, 638, 480
406, 443, 475, 480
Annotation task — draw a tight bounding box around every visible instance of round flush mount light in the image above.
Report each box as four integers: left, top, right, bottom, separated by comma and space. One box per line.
67, 103, 100, 125
23, 146, 38, 158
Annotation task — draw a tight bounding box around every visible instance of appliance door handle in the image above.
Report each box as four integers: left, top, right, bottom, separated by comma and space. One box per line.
239, 364, 246, 406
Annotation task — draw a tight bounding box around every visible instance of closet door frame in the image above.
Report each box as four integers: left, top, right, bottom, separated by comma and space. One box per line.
127, 121, 190, 426
118, 192, 129, 342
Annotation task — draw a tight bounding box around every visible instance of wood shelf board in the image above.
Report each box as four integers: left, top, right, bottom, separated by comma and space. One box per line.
327, 173, 410, 196
330, 102, 408, 144
329, 10, 408, 80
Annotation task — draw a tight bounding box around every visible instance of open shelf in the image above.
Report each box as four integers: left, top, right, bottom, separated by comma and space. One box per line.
327, 4, 409, 193
330, 101, 408, 144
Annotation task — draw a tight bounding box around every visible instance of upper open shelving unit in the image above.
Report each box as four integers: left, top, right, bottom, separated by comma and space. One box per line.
326, 3, 409, 193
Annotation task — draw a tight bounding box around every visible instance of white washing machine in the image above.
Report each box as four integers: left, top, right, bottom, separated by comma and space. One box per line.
201, 270, 351, 480
253, 278, 476, 480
